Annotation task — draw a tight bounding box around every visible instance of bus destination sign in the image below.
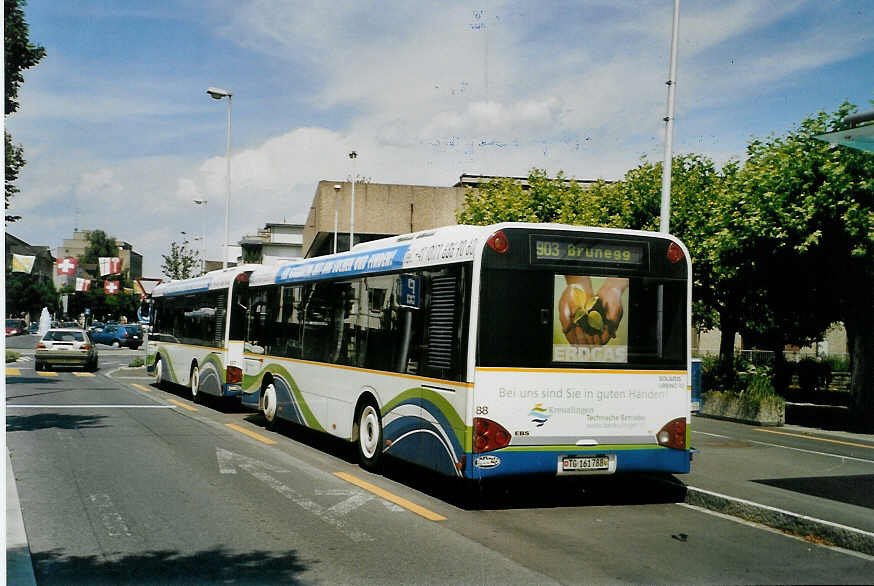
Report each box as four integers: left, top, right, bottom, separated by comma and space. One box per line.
531, 237, 646, 266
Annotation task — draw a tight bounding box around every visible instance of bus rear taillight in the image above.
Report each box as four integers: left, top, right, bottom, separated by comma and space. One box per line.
226, 365, 243, 384
486, 230, 509, 254
473, 417, 511, 453
657, 417, 686, 450
667, 242, 684, 264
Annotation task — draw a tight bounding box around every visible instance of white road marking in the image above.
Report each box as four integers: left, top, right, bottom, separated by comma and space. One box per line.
678, 503, 874, 562
315, 488, 405, 512
692, 430, 874, 464
216, 447, 373, 542
89, 493, 132, 537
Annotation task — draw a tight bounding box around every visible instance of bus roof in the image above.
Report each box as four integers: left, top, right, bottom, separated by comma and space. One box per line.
151, 264, 265, 297
248, 223, 687, 288
249, 224, 487, 287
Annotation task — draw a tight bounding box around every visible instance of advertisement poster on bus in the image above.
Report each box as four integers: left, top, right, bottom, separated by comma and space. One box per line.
553, 275, 629, 363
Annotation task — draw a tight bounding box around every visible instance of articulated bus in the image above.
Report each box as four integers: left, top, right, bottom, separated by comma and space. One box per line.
226, 223, 692, 479
148, 224, 691, 478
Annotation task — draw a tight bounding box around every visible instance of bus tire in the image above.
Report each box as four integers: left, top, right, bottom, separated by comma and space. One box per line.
154, 356, 166, 389
190, 364, 200, 402
262, 382, 278, 429
356, 402, 383, 472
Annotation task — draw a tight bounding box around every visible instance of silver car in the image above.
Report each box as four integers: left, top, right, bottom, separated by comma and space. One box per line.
35, 328, 98, 371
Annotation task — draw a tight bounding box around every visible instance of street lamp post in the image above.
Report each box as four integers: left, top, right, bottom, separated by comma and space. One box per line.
348, 151, 357, 251
332, 184, 341, 254
206, 86, 233, 268
193, 198, 208, 274
660, 0, 680, 234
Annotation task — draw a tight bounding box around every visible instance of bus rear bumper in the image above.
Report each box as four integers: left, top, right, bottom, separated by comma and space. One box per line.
466, 447, 691, 479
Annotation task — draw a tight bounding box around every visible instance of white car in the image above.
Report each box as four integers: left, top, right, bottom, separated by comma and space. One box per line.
35, 328, 98, 371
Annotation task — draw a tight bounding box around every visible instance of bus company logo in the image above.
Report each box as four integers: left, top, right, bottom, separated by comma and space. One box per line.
529, 403, 551, 427
474, 455, 501, 469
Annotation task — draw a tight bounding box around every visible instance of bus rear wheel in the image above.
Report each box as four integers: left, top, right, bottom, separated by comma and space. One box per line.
356, 403, 383, 472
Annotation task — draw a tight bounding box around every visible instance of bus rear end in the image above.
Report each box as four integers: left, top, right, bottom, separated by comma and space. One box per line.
469, 225, 691, 479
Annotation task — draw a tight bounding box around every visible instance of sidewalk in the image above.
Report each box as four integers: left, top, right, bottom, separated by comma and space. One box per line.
679, 415, 874, 555
6, 448, 37, 586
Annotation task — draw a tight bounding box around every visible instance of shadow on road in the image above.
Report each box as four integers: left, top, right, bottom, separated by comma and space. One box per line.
31, 547, 308, 585
754, 474, 874, 509
6, 413, 109, 432
6, 376, 62, 385
233, 415, 689, 510
380, 459, 688, 510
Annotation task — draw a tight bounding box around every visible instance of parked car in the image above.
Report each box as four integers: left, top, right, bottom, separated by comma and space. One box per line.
35, 328, 98, 371
6, 319, 27, 336
91, 323, 143, 349
27, 322, 40, 334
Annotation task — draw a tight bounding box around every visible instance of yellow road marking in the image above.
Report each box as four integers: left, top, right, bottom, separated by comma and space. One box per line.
131, 384, 152, 392
167, 398, 197, 412
225, 423, 277, 445
6, 368, 20, 376
334, 471, 447, 521
73, 372, 95, 377
37, 371, 58, 377
756, 428, 874, 450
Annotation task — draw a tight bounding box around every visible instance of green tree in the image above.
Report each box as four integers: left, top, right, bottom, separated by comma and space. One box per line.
5, 270, 57, 318
5, 0, 46, 222
730, 102, 874, 428
79, 230, 120, 271
62, 283, 140, 323
161, 241, 200, 280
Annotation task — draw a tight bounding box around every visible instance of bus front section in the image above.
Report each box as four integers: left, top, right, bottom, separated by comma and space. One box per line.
470, 225, 692, 479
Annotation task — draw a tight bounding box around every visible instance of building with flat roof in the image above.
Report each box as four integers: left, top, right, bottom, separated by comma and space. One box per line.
303, 179, 469, 257
238, 223, 304, 264
302, 174, 603, 258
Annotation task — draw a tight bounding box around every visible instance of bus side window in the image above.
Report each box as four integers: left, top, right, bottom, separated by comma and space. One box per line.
301, 284, 333, 363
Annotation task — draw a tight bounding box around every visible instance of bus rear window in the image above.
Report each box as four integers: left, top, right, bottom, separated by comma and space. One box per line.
477, 269, 686, 369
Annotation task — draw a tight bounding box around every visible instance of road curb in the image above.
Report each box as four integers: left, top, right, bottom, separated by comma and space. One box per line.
6, 449, 37, 586
685, 485, 874, 555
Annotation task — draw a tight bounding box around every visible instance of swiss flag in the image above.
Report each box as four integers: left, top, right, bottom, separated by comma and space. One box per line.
104, 280, 120, 295
99, 256, 121, 276
75, 278, 91, 292
56, 257, 78, 276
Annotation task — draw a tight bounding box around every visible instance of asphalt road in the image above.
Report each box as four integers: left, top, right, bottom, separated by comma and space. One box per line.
6, 352, 874, 584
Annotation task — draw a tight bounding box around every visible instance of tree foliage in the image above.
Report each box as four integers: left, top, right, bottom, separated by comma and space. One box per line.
728, 102, 874, 427
161, 241, 200, 280
5, 271, 57, 318
5, 0, 46, 223
80, 230, 120, 271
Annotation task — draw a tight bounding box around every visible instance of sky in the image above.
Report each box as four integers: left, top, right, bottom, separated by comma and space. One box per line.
6, 0, 873, 277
